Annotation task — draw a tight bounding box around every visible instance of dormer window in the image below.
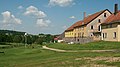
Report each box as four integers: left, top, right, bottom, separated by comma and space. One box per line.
104, 13, 107, 17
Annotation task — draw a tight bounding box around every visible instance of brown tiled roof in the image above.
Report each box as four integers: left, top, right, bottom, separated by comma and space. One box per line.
74, 21, 84, 28
65, 9, 111, 31
83, 10, 107, 24
103, 10, 120, 24
75, 9, 108, 28
65, 21, 80, 31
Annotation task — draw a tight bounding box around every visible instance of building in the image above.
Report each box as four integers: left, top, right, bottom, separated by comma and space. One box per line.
64, 21, 80, 43
101, 4, 120, 41
54, 32, 65, 43
64, 9, 112, 43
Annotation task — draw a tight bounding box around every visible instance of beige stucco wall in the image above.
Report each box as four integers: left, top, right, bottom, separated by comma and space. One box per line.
102, 27, 118, 41
87, 10, 111, 36
86, 10, 111, 40
117, 25, 120, 41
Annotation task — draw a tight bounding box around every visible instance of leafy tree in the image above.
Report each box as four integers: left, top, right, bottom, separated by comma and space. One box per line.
6, 35, 13, 42
31, 35, 38, 43
35, 37, 45, 45
13, 35, 22, 43
26, 35, 32, 44
45, 34, 54, 43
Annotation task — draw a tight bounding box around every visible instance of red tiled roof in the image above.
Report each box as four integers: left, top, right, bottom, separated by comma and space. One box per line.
65, 21, 80, 31
65, 9, 111, 31
83, 10, 106, 24
103, 10, 120, 24
74, 10, 107, 28
74, 20, 83, 28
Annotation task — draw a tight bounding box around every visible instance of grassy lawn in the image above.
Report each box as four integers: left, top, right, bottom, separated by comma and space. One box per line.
0, 41, 120, 67
48, 41, 120, 50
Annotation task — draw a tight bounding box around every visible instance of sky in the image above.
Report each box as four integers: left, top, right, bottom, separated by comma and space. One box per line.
0, 0, 120, 35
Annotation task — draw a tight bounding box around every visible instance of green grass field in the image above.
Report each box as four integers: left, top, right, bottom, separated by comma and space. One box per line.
48, 41, 120, 50
0, 41, 120, 67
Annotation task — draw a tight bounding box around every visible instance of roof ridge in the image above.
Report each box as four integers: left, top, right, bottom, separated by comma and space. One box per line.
65, 9, 111, 31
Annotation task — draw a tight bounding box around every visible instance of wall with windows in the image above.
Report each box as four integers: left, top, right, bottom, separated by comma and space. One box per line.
86, 10, 111, 37
65, 30, 74, 37
73, 25, 87, 38
102, 25, 118, 41
118, 25, 120, 41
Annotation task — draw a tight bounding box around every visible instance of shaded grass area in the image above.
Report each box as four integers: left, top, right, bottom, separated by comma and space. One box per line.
0, 42, 25, 49
0, 41, 120, 67
48, 41, 120, 50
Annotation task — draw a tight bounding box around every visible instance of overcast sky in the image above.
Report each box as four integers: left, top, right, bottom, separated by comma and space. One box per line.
0, 0, 120, 35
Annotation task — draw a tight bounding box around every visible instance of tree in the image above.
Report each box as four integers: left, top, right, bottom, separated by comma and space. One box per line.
13, 35, 22, 43
26, 35, 32, 44
31, 35, 38, 44
6, 35, 13, 42
35, 37, 45, 45
45, 34, 54, 43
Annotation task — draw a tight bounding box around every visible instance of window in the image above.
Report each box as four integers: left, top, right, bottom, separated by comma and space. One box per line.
91, 34, 92, 37
98, 19, 101, 23
105, 33, 107, 38
79, 33, 81, 37
74, 33, 76, 37
103, 33, 104, 38
104, 13, 107, 17
78, 33, 79, 37
103, 33, 107, 38
82, 33, 84, 37
91, 25, 94, 29
113, 32, 116, 39
98, 25, 101, 31
90, 33, 93, 37
77, 39, 79, 42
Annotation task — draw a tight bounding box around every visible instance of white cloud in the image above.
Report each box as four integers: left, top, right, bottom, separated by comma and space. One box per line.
24, 6, 51, 28
18, 6, 23, 9
36, 19, 51, 27
24, 6, 46, 18
69, 16, 76, 19
1, 11, 22, 25
48, 0, 74, 7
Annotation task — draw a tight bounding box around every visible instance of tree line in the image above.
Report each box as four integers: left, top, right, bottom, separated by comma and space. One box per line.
0, 30, 54, 45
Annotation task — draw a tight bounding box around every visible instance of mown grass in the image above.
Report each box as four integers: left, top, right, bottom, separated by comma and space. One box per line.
0, 41, 120, 67
48, 41, 120, 50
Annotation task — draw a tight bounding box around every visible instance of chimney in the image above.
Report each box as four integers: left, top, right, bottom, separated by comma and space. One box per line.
114, 4, 118, 15
83, 12, 86, 19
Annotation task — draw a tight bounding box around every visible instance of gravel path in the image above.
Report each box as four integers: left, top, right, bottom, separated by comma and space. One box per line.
42, 46, 118, 53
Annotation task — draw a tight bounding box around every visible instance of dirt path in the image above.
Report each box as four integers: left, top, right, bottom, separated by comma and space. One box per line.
42, 46, 117, 53
42, 46, 77, 52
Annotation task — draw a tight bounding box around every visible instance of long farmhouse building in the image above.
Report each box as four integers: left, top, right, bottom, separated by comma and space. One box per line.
63, 4, 120, 43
